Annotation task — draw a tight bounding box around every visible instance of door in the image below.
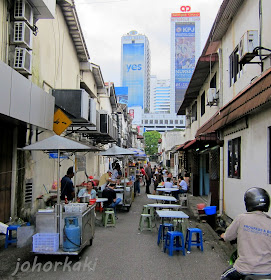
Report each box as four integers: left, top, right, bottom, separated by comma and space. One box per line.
0, 124, 13, 222
199, 153, 210, 196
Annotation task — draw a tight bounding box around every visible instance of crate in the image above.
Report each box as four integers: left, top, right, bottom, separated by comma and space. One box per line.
32, 233, 59, 252
64, 203, 87, 213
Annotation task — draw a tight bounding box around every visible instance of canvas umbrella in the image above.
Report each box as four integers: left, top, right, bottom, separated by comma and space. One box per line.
22, 134, 100, 233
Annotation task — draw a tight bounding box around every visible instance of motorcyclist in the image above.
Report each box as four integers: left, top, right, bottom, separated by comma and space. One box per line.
220, 187, 271, 280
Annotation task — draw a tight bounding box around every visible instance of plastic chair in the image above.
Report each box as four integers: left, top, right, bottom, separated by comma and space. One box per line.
185, 228, 204, 251
5, 225, 21, 248
157, 223, 173, 245
103, 209, 116, 227
138, 214, 152, 231
164, 231, 186, 256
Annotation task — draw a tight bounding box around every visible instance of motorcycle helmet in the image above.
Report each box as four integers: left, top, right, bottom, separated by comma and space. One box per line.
244, 187, 270, 212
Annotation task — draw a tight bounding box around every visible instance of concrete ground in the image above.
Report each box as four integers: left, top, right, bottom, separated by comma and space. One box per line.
0, 182, 234, 280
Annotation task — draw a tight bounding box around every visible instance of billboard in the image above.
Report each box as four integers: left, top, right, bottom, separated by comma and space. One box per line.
122, 43, 144, 108
174, 21, 196, 112
115, 86, 128, 105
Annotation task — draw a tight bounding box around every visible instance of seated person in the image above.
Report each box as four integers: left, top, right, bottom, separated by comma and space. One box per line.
173, 175, 188, 199
99, 170, 114, 191
164, 177, 174, 188
102, 183, 122, 215
78, 180, 96, 199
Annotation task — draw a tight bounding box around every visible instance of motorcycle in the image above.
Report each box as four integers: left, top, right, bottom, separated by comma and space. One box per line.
229, 250, 271, 280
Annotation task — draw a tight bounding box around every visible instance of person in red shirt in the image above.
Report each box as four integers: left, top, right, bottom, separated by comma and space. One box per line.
140, 166, 146, 186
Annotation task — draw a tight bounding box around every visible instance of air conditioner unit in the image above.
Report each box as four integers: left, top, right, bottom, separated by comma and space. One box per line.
14, 47, 32, 74
89, 98, 96, 126
13, 21, 33, 49
52, 89, 89, 123
207, 88, 218, 105
14, 0, 34, 26
239, 30, 258, 63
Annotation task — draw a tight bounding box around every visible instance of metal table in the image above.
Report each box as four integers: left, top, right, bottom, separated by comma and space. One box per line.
147, 203, 182, 209
156, 210, 189, 251
147, 194, 177, 203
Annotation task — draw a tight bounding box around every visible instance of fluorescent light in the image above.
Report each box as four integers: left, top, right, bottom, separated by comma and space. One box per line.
205, 144, 209, 148
196, 148, 199, 151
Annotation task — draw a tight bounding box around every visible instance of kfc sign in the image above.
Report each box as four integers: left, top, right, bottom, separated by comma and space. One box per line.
129, 109, 134, 119
180, 6, 191, 12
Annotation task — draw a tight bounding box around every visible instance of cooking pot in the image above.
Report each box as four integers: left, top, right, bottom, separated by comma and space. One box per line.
79, 195, 90, 203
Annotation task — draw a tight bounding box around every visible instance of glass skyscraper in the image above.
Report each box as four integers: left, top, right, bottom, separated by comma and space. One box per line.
121, 30, 151, 116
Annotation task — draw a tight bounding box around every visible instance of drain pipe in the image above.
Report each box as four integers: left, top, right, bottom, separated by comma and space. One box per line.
219, 143, 224, 215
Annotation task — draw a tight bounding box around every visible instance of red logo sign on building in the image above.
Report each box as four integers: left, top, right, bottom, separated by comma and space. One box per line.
180, 6, 191, 12
129, 109, 134, 119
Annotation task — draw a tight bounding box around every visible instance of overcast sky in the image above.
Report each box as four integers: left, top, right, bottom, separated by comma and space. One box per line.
75, 0, 223, 86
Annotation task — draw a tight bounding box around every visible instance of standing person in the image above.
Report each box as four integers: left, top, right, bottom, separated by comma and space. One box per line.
140, 165, 146, 186
134, 164, 141, 196
220, 187, 271, 280
77, 180, 96, 199
102, 183, 122, 216
60, 166, 75, 201
145, 162, 152, 194
98, 170, 114, 191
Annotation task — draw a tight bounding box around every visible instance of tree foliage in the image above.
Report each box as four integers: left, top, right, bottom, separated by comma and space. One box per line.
143, 131, 161, 156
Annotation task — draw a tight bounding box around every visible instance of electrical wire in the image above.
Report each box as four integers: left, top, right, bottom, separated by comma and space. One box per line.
75, 0, 128, 4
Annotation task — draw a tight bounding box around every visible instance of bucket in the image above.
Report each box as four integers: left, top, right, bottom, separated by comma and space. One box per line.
197, 203, 206, 210
204, 206, 217, 215
89, 198, 96, 205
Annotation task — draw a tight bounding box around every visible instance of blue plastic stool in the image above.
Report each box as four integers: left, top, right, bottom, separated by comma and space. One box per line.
185, 228, 204, 252
157, 223, 173, 245
164, 231, 186, 256
5, 225, 21, 249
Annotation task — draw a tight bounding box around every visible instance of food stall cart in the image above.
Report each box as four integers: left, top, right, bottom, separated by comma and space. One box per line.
22, 135, 99, 255
99, 145, 136, 211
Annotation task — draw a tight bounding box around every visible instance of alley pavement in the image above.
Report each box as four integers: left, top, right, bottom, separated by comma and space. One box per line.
0, 183, 234, 280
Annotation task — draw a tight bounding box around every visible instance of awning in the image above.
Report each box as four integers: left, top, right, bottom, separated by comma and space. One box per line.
196, 68, 271, 137
183, 133, 219, 150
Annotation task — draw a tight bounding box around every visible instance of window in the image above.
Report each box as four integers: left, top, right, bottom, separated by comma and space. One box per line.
144, 120, 148, 124
165, 120, 168, 124
170, 120, 173, 124
228, 137, 241, 178
210, 73, 217, 89
155, 120, 158, 124
160, 120, 163, 124
175, 120, 178, 124
201, 91, 205, 116
191, 102, 197, 122
229, 49, 242, 86
150, 120, 153, 124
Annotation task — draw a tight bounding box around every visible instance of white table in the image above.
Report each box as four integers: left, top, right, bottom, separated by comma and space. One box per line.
147, 194, 177, 203
156, 188, 179, 192
156, 210, 189, 250
156, 210, 189, 219
95, 198, 108, 213
147, 203, 182, 209
96, 198, 108, 203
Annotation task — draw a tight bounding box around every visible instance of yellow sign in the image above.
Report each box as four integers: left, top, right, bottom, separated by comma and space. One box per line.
53, 109, 72, 135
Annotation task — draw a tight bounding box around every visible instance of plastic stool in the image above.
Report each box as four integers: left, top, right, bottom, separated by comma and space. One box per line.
138, 214, 152, 231
164, 231, 185, 256
142, 205, 155, 219
179, 193, 188, 208
5, 225, 21, 249
185, 228, 204, 251
157, 223, 173, 245
103, 209, 116, 227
